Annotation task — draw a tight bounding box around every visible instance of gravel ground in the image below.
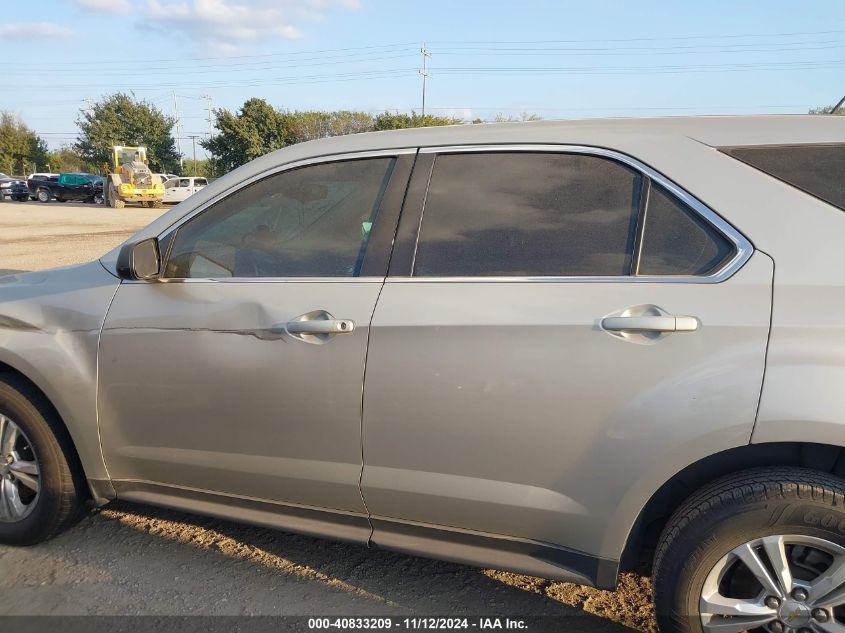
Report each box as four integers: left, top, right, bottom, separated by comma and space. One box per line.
0, 199, 657, 631
0, 199, 162, 275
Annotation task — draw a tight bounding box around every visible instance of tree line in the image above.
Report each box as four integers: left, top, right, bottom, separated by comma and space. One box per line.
2, 92, 835, 177
2, 93, 537, 177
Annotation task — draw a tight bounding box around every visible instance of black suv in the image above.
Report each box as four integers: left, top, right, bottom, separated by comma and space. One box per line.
28, 173, 104, 204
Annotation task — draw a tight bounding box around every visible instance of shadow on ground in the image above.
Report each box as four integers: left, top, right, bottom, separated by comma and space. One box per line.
48, 501, 655, 631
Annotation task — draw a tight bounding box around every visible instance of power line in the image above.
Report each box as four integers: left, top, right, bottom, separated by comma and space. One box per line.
426, 29, 845, 44
36, 42, 420, 68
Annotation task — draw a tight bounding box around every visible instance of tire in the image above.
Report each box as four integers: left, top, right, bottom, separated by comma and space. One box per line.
14, 195, 27, 202
0, 375, 87, 545
93, 193, 104, 205
36, 189, 50, 203
653, 467, 845, 633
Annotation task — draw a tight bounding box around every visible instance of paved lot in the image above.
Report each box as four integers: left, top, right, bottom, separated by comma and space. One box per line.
0, 199, 656, 631
0, 199, 163, 275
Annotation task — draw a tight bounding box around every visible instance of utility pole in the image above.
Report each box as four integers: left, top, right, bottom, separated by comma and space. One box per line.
419, 43, 431, 117
201, 94, 214, 177
173, 92, 183, 173
201, 94, 214, 138
186, 135, 200, 176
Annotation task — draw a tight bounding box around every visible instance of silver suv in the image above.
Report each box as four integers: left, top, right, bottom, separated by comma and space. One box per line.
2, 116, 845, 632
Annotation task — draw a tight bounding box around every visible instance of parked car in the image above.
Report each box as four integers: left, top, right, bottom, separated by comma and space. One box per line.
25, 173, 58, 200
5, 116, 845, 632
0, 173, 29, 201
162, 176, 208, 204
28, 172, 104, 204
153, 173, 179, 184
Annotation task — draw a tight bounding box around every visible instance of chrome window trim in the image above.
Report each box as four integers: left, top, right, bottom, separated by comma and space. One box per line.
404, 144, 753, 284
156, 148, 415, 282
125, 277, 385, 285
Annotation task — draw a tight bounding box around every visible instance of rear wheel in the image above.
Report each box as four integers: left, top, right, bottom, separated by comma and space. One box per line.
653, 468, 845, 633
36, 189, 50, 203
0, 376, 87, 545
14, 195, 27, 202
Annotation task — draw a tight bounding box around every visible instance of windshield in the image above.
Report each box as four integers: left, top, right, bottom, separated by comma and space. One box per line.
116, 147, 146, 166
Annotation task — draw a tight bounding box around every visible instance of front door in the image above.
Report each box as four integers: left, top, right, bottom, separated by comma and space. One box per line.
361, 148, 772, 561
99, 153, 411, 517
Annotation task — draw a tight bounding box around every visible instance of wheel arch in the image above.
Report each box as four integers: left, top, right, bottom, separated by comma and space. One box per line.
0, 359, 102, 504
620, 441, 845, 574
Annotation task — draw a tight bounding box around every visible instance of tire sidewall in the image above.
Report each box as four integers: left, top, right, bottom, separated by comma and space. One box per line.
658, 489, 845, 632
0, 383, 67, 543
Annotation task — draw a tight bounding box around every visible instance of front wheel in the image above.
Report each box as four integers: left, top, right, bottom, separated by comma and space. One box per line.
36, 189, 50, 203
0, 376, 87, 545
654, 468, 845, 633
93, 193, 104, 205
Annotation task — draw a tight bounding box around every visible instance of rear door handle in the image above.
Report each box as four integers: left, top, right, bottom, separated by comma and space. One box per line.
601, 315, 699, 332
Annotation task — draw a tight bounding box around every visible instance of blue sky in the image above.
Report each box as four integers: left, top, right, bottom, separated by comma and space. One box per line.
1, 0, 843, 155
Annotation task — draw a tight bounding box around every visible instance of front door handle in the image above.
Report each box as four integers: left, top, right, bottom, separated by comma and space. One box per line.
279, 310, 355, 344
286, 319, 355, 335
601, 315, 699, 333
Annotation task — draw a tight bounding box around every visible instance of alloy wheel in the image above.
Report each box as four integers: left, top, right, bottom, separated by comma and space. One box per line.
0, 414, 40, 522
701, 534, 845, 633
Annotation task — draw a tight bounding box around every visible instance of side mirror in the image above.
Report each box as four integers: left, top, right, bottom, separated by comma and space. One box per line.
117, 237, 161, 280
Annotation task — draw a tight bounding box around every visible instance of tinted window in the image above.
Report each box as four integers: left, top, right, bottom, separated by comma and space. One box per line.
413, 153, 642, 277
165, 158, 394, 278
194, 178, 208, 186
638, 184, 735, 276
722, 144, 845, 211
179, 179, 191, 187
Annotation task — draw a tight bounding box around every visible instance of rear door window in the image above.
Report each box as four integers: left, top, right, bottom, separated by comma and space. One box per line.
412, 152, 642, 277
410, 150, 739, 279
637, 184, 736, 276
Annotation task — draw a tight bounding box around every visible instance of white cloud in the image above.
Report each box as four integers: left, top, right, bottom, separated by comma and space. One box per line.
74, 0, 360, 49
76, 0, 132, 13
0, 22, 72, 38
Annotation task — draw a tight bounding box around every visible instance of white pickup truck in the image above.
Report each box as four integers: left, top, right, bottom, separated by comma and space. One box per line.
162, 177, 208, 204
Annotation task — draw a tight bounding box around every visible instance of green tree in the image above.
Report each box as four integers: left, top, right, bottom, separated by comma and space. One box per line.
76, 93, 181, 172
201, 98, 296, 171
288, 110, 375, 142
182, 158, 214, 178
46, 145, 97, 173
373, 111, 462, 130
0, 111, 49, 175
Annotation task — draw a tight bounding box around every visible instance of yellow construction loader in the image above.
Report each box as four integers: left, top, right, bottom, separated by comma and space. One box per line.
104, 145, 165, 208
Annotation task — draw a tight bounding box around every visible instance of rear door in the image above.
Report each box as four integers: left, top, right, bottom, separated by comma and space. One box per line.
361, 147, 773, 561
